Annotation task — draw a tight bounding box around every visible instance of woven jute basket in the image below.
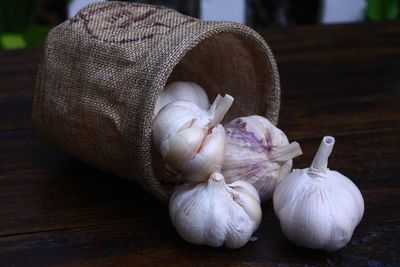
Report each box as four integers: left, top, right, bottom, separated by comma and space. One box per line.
32, 1, 280, 203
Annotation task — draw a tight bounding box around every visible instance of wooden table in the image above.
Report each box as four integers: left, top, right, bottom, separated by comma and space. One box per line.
1, 22, 399, 266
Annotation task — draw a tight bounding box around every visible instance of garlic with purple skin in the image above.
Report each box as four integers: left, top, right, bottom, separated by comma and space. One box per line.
169, 172, 262, 249
273, 136, 364, 252
222, 115, 303, 202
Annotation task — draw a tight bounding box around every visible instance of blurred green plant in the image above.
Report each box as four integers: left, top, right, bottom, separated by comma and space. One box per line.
0, 0, 51, 50
367, 0, 399, 20
0, 0, 37, 33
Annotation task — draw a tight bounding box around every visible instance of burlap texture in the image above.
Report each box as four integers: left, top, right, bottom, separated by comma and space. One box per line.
32, 1, 280, 203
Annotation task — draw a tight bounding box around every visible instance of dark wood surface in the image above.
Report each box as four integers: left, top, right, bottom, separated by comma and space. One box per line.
1, 22, 399, 266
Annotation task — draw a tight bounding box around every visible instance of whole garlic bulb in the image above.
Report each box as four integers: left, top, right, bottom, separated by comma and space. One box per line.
273, 136, 364, 252
153, 94, 234, 182
222, 115, 303, 202
169, 172, 262, 249
154, 81, 210, 116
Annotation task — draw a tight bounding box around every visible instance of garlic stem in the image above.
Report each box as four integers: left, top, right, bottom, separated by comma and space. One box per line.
210, 172, 224, 183
269, 141, 303, 164
208, 94, 234, 128
309, 136, 335, 177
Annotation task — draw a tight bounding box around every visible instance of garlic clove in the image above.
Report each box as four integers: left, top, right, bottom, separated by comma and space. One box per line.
164, 127, 206, 170
274, 170, 333, 249
152, 102, 197, 155
153, 94, 234, 183
222, 115, 302, 202
228, 181, 262, 228
169, 172, 261, 249
153, 94, 233, 154
229, 180, 260, 204
154, 81, 210, 116
273, 136, 364, 252
181, 124, 226, 182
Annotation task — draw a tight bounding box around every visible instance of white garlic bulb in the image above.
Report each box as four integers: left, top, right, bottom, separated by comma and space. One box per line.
222, 115, 302, 202
154, 81, 210, 116
152, 94, 234, 182
273, 136, 364, 252
169, 172, 262, 249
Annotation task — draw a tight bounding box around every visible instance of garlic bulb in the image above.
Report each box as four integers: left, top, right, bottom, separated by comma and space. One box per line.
222, 115, 302, 202
154, 81, 209, 116
273, 136, 364, 252
169, 172, 262, 249
152, 94, 234, 182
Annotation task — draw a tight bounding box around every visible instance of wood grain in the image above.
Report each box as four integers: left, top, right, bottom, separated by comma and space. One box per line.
0, 49, 42, 131
0, 22, 399, 266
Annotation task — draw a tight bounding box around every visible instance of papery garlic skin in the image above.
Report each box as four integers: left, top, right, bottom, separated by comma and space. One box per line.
222, 115, 302, 202
273, 136, 364, 252
169, 173, 261, 249
154, 81, 209, 116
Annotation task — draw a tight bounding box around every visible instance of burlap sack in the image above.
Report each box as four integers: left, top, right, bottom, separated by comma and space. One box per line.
32, 1, 280, 203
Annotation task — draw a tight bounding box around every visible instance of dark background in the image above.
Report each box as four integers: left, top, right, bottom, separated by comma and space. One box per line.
0, 0, 399, 49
